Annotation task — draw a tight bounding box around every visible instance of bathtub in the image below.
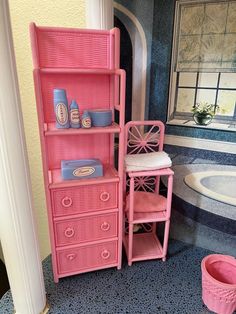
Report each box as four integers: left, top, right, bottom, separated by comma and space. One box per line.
184, 171, 236, 207
162, 163, 236, 254
164, 163, 236, 226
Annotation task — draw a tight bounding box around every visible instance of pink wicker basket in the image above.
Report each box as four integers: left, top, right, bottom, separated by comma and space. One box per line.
201, 254, 236, 314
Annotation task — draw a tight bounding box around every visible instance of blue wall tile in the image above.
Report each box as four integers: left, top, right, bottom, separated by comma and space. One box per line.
150, 0, 175, 122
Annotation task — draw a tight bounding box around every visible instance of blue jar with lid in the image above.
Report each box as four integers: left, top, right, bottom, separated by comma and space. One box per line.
53, 89, 70, 128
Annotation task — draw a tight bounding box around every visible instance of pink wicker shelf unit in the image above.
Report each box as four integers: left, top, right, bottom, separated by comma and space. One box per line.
30, 23, 125, 282
123, 121, 174, 266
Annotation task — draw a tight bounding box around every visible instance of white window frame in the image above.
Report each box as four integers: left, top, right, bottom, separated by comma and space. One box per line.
167, 0, 236, 131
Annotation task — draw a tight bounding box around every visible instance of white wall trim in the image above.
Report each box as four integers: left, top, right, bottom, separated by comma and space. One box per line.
165, 135, 236, 154
0, 1, 47, 313
114, 2, 147, 122
167, 0, 179, 121
86, 0, 114, 30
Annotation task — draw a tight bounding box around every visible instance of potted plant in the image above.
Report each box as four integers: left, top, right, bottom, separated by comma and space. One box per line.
192, 102, 219, 126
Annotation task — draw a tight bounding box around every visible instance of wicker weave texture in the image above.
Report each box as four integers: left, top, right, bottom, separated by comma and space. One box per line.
57, 241, 117, 274
37, 30, 111, 68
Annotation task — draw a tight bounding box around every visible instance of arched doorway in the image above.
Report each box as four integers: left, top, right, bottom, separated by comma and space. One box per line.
114, 16, 132, 123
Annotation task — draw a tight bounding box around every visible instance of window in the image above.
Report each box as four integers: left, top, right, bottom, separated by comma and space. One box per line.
168, 0, 236, 130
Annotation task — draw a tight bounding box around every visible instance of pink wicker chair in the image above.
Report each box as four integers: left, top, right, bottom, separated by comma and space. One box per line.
123, 121, 174, 266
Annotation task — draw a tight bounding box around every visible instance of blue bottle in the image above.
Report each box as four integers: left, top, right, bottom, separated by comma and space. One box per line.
70, 100, 80, 128
53, 89, 69, 129
81, 111, 91, 128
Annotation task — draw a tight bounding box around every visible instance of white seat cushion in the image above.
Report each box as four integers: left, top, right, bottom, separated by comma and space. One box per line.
125, 151, 172, 172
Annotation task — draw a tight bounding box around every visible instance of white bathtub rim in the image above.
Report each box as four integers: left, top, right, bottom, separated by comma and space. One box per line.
184, 171, 236, 207
163, 164, 236, 221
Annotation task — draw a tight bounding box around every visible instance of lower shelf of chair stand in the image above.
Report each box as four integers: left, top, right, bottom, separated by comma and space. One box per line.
124, 233, 164, 263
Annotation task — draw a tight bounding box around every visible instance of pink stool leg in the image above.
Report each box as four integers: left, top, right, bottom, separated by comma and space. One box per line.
162, 174, 173, 261
128, 223, 133, 266
128, 177, 135, 266
152, 222, 157, 234
162, 220, 170, 261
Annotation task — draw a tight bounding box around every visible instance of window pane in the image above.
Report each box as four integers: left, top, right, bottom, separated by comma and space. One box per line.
226, 2, 236, 33
179, 73, 197, 87
200, 34, 224, 63
176, 1, 236, 72
217, 90, 236, 116
203, 3, 228, 34
180, 5, 204, 35
198, 73, 218, 87
196, 89, 216, 105
176, 88, 195, 112
222, 34, 236, 70
177, 35, 201, 71
219, 73, 236, 88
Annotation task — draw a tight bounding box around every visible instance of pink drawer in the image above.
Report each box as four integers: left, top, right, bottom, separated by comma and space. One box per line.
57, 241, 117, 274
51, 183, 117, 217
54, 212, 117, 246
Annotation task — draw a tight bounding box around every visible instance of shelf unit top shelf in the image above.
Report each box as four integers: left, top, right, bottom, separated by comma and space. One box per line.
39, 68, 123, 75
44, 122, 120, 136
49, 164, 119, 189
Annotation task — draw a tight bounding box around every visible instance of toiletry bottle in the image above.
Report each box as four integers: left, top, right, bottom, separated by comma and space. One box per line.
70, 100, 80, 128
53, 89, 70, 128
81, 110, 91, 128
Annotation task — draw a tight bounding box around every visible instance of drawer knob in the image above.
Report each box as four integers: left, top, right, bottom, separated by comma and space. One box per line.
101, 222, 110, 231
64, 227, 75, 238
61, 196, 73, 208
100, 192, 110, 202
101, 249, 111, 260
66, 253, 76, 261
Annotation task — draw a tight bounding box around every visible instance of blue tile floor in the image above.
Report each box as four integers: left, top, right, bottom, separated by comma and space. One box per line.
0, 240, 216, 314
